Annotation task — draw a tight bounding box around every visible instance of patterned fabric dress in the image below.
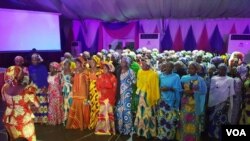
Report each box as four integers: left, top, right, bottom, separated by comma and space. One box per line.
179, 74, 207, 141
88, 70, 102, 129
115, 69, 135, 135
47, 73, 64, 125
208, 76, 235, 140
28, 64, 48, 124
1, 84, 38, 141
95, 73, 117, 135
61, 72, 73, 125
156, 72, 181, 140
240, 79, 250, 124
134, 69, 160, 139
66, 71, 90, 130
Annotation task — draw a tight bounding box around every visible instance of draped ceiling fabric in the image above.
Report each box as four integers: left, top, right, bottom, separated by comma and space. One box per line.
2, 0, 250, 21
2, 1, 250, 53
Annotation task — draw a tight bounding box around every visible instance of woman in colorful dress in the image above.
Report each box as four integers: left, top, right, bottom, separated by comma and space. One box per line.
47, 62, 64, 125
115, 57, 136, 135
1, 66, 39, 141
240, 65, 250, 124
179, 62, 207, 141
208, 63, 235, 140
14, 56, 29, 85
157, 62, 182, 140
66, 58, 90, 130
134, 59, 160, 139
28, 53, 48, 124
88, 55, 102, 130
61, 59, 73, 125
95, 62, 117, 135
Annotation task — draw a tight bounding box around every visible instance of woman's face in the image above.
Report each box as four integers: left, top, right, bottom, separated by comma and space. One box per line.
218, 67, 227, 76
208, 67, 216, 76
121, 59, 128, 68
188, 64, 197, 75
76, 61, 82, 68
141, 61, 150, 70
89, 59, 96, 68
161, 63, 173, 74
103, 65, 109, 73
31, 57, 39, 65
64, 61, 70, 70
15, 59, 23, 66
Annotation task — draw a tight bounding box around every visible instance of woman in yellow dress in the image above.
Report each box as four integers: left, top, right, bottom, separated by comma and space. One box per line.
134, 59, 160, 139
88, 55, 102, 129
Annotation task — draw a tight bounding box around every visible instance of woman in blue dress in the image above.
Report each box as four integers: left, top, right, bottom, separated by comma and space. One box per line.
179, 62, 207, 141
157, 61, 182, 140
115, 57, 136, 135
28, 53, 49, 124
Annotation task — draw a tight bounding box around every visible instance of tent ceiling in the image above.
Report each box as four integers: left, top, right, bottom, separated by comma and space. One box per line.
1, 0, 250, 21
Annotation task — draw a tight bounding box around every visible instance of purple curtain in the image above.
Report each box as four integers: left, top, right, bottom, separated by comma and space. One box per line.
210, 25, 224, 54
160, 26, 172, 52
243, 25, 250, 34
184, 26, 196, 51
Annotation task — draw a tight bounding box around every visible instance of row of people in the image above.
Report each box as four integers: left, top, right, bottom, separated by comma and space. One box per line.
1, 49, 250, 141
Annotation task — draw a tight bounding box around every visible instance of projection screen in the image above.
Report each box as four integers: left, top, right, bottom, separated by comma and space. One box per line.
0, 8, 61, 52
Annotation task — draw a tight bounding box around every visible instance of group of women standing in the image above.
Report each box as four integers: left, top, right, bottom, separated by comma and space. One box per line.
2, 49, 250, 141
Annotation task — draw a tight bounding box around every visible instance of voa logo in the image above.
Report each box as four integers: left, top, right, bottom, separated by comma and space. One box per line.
226, 129, 247, 136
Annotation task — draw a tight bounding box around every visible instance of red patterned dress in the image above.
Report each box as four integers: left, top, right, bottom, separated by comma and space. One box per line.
1, 84, 39, 141
95, 73, 117, 135
47, 73, 64, 125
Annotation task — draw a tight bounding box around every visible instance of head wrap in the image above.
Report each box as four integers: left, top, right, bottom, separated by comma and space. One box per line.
64, 52, 72, 58
83, 51, 90, 59
111, 52, 120, 61
218, 63, 228, 70
50, 62, 61, 72
102, 62, 115, 72
4, 66, 23, 85
31, 53, 43, 62
188, 61, 200, 70
122, 56, 132, 67
92, 55, 101, 67
14, 56, 24, 64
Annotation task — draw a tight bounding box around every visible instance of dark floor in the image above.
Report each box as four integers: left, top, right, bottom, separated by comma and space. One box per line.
35, 124, 156, 141
0, 98, 212, 141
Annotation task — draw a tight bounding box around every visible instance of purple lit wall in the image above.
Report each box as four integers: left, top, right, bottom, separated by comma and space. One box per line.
0, 8, 61, 52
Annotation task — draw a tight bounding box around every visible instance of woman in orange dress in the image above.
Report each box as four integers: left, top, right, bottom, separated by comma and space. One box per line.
66, 58, 90, 130
95, 62, 117, 135
1, 66, 39, 141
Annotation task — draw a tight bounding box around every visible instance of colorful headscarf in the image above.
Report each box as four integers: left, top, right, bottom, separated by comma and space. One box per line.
4, 66, 23, 85
102, 62, 115, 72
92, 55, 101, 67
31, 53, 43, 62
122, 56, 132, 67
50, 62, 61, 72
64, 52, 73, 59
14, 56, 24, 64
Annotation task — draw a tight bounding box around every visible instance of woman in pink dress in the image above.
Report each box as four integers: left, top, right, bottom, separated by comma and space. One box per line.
47, 62, 64, 125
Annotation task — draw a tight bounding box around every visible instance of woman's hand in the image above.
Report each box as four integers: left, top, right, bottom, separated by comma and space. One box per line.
160, 87, 174, 92
184, 89, 194, 94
